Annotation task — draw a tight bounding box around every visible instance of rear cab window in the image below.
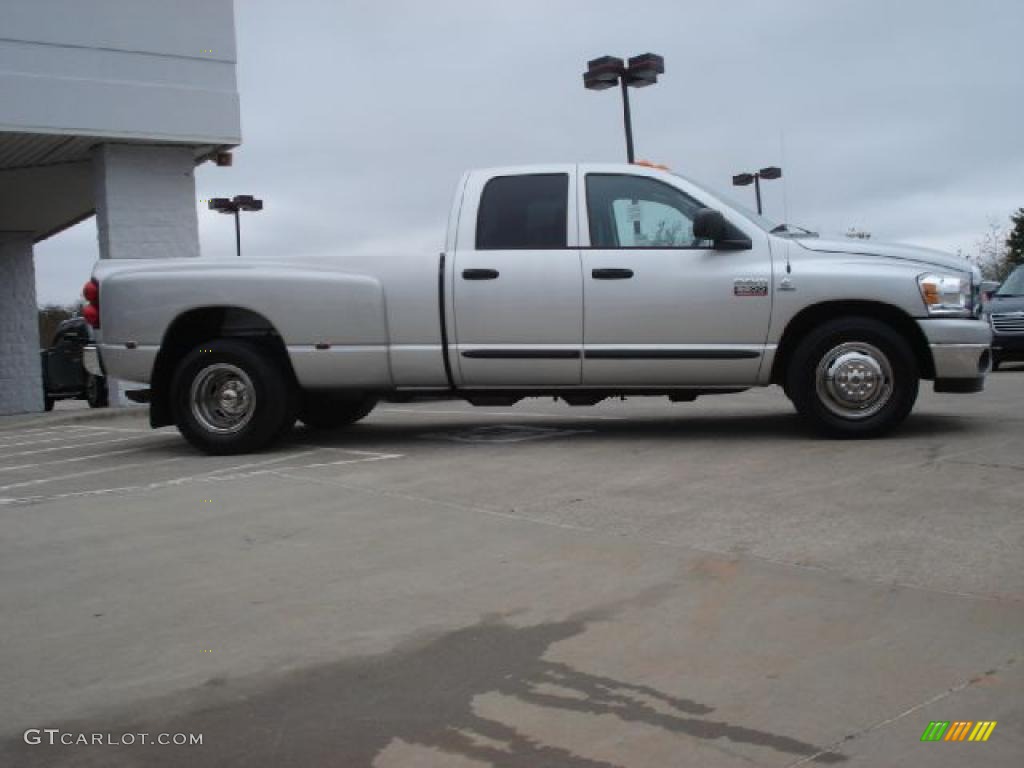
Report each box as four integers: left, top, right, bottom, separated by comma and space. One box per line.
476, 174, 569, 250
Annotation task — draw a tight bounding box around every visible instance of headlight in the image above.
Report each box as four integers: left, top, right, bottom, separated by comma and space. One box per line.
918, 273, 972, 316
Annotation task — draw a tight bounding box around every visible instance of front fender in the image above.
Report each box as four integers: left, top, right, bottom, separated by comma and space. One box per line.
768, 251, 934, 344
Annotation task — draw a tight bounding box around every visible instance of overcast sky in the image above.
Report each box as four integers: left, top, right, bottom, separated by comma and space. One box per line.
35, 0, 1024, 304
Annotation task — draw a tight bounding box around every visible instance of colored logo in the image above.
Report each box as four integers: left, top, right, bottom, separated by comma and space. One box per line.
920, 721, 997, 742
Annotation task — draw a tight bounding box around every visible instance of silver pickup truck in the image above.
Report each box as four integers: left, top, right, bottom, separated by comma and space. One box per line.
83, 163, 992, 454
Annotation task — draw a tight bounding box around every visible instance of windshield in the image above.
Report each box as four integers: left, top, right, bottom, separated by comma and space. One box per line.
995, 266, 1024, 296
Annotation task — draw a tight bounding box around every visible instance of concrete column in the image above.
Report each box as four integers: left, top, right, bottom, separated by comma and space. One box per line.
92, 144, 200, 406
93, 144, 200, 261
0, 234, 44, 415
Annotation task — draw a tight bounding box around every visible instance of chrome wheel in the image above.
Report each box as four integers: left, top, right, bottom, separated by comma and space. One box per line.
189, 363, 255, 435
814, 342, 894, 420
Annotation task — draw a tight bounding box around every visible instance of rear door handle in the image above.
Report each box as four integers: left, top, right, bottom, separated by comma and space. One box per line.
592, 268, 634, 280
462, 268, 500, 280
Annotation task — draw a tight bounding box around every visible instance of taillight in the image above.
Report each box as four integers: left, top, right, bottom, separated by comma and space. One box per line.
82, 278, 100, 328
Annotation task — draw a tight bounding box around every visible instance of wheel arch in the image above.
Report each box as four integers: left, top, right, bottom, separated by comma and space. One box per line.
150, 306, 295, 428
771, 300, 935, 385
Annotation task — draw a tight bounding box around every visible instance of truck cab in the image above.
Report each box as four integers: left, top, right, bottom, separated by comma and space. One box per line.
449, 164, 771, 390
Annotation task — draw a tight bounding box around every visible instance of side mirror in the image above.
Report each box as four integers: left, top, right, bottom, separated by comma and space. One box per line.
692, 208, 726, 241
692, 208, 752, 250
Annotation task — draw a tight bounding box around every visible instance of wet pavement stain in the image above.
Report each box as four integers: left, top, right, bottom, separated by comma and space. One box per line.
3, 589, 845, 767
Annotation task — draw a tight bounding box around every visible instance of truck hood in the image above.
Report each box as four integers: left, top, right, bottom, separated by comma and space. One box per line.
794, 237, 972, 274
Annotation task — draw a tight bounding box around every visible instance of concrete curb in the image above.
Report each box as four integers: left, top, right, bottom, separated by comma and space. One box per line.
0, 405, 148, 432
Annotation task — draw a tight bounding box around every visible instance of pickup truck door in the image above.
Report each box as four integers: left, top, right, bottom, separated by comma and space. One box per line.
579, 171, 772, 386
451, 170, 583, 386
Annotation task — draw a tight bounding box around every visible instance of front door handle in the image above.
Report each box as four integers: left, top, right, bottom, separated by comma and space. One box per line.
592, 268, 634, 280
462, 268, 500, 280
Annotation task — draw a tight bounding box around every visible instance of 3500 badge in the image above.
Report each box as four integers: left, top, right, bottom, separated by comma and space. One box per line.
734, 278, 768, 297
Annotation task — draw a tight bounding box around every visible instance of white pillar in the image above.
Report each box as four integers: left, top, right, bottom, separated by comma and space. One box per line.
93, 144, 201, 261
92, 144, 201, 405
0, 234, 44, 415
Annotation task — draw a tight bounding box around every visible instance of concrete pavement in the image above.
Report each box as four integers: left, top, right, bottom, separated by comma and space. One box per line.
1, 373, 1022, 766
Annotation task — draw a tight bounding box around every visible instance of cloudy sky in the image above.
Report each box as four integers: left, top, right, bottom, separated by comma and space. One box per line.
35, 0, 1024, 304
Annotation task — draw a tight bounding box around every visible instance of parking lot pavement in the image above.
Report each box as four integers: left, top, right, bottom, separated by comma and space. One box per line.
1, 373, 1022, 767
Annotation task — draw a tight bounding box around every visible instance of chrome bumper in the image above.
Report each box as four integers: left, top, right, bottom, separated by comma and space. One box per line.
916, 319, 991, 392
929, 343, 991, 379
82, 344, 104, 376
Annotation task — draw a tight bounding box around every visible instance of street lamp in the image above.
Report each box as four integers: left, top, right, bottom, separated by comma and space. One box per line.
731, 167, 782, 215
208, 194, 263, 256
583, 53, 665, 163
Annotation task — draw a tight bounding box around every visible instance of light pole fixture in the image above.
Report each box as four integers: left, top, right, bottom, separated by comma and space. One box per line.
583, 53, 665, 164
731, 167, 781, 215
208, 195, 263, 256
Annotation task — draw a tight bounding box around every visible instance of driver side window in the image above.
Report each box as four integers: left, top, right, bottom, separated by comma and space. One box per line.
587, 174, 710, 249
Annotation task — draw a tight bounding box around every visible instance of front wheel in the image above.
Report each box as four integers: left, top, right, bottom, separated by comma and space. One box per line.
171, 339, 296, 455
786, 317, 919, 438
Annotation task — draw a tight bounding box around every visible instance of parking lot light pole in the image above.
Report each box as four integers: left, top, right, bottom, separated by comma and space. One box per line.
731, 167, 782, 215
208, 195, 264, 256
619, 76, 635, 164
584, 53, 665, 164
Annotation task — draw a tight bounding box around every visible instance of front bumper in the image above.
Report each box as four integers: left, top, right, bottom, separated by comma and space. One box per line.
82, 344, 104, 377
929, 343, 992, 378
916, 318, 992, 391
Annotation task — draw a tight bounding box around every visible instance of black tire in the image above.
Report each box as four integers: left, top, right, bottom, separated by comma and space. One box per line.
299, 392, 377, 430
44, 395, 55, 412
991, 358, 1001, 372
170, 339, 297, 455
86, 375, 109, 408
786, 316, 919, 438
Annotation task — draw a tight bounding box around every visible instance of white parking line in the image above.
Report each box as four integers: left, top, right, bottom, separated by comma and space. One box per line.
0, 447, 144, 473
0, 432, 120, 450
65, 424, 153, 434
0, 429, 69, 444
379, 407, 627, 421
0, 449, 402, 506
0, 450, 318, 506
179, 449, 324, 479
0, 458, 187, 492
290, 445, 402, 456
294, 453, 403, 469
0, 435, 160, 460
420, 424, 593, 443
0, 427, 68, 438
